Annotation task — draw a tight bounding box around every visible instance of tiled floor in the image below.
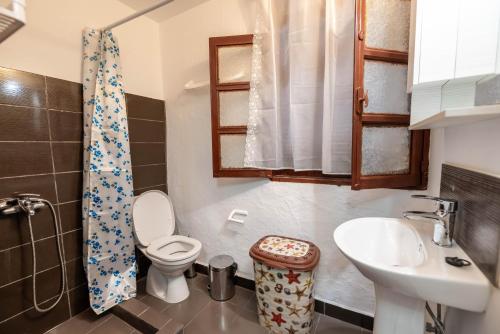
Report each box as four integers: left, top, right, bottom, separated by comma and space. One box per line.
47, 274, 371, 333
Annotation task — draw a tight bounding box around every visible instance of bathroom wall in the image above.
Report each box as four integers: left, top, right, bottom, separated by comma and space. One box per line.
0, 66, 165, 333
431, 120, 500, 334
159, 0, 439, 315
0, 0, 164, 99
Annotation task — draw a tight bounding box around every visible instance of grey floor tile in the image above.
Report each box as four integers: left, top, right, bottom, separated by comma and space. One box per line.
314, 314, 364, 334
46, 309, 112, 334
187, 274, 209, 295
139, 307, 172, 329
184, 301, 238, 334
140, 294, 172, 313
227, 306, 267, 334
88, 315, 135, 334
118, 298, 149, 316
227, 286, 255, 309
161, 288, 211, 325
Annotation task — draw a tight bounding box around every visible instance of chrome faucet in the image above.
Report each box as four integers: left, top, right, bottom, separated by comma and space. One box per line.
403, 194, 458, 247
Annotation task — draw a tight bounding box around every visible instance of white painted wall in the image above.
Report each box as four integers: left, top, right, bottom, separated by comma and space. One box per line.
159, 0, 439, 315
435, 119, 500, 334
0, 0, 164, 99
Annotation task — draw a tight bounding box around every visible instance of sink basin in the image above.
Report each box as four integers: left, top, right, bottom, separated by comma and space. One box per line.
334, 217, 491, 334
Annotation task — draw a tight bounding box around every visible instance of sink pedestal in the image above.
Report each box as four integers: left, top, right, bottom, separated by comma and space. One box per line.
374, 284, 425, 334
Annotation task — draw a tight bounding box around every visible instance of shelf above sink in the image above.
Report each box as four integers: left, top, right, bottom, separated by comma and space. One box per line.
409, 104, 500, 130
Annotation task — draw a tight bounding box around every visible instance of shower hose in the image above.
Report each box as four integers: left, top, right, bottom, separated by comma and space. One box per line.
25, 199, 67, 313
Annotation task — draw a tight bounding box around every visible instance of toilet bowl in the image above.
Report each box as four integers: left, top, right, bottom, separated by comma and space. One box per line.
132, 190, 201, 303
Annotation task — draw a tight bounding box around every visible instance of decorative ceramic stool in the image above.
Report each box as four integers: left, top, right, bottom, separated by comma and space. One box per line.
249, 235, 320, 334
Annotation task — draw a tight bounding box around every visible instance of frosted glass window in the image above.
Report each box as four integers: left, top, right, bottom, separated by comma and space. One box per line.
221, 135, 246, 168
364, 60, 410, 114
365, 0, 410, 52
219, 90, 250, 126
361, 127, 410, 176
218, 46, 252, 83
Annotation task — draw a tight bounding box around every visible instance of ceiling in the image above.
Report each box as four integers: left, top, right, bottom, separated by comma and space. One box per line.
118, 0, 211, 22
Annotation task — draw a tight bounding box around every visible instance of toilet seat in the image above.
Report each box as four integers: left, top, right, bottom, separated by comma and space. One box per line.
147, 235, 202, 263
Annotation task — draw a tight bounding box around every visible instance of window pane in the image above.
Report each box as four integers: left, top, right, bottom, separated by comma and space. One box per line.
361, 126, 410, 176
364, 60, 410, 114
220, 135, 246, 168
365, 0, 411, 52
219, 90, 250, 126
218, 45, 252, 83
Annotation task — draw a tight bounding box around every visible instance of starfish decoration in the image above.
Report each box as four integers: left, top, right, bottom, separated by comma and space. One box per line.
285, 325, 298, 334
259, 307, 270, 319
287, 304, 301, 317
292, 286, 307, 301
255, 275, 264, 286
256, 267, 269, 281
271, 312, 287, 327
286, 243, 295, 249
264, 319, 273, 330
303, 277, 313, 289
302, 301, 314, 315
284, 270, 301, 284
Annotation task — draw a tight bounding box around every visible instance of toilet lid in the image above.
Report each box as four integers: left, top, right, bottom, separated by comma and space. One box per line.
132, 190, 175, 247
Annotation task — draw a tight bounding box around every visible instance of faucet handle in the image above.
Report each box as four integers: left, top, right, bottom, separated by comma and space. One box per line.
411, 194, 458, 213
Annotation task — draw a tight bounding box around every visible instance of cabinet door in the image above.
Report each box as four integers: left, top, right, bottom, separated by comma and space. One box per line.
455, 0, 500, 78
417, 0, 459, 84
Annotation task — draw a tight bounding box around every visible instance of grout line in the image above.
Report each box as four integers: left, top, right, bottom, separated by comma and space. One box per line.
47, 108, 82, 114
0, 293, 67, 325
0, 141, 81, 144
44, 76, 73, 318
0, 102, 45, 109
0, 261, 63, 291
83, 315, 113, 334
128, 117, 165, 123
58, 199, 81, 205
182, 300, 213, 328
53, 170, 82, 175
0, 172, 54, 180
0, 233, 61, 253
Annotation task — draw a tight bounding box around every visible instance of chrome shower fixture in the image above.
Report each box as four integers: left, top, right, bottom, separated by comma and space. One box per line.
0, 193, 67, 313
0, 0, 26, 43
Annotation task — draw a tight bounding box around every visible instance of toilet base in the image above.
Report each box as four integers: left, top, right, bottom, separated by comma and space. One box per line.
146, 265, 190, 303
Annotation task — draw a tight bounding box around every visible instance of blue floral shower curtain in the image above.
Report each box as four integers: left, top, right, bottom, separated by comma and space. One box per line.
82, 28, 136, 314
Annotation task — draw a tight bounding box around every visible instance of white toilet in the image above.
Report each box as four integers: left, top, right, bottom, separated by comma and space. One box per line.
132, 190, 202, 303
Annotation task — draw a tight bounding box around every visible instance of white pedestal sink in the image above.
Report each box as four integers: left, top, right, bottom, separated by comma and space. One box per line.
334, 217, 491, 334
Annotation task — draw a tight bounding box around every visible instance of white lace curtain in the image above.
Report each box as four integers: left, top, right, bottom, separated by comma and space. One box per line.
244, 0, 354, 174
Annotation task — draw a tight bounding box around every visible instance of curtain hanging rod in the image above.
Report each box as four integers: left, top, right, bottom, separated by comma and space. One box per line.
101, 0, 175, 31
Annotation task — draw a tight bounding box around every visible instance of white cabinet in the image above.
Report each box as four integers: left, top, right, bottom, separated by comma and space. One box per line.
409, 0, 500, 129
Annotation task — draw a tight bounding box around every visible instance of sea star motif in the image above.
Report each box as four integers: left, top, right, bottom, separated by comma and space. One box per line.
292, 286, 307, 301
256, 267, 269, 281
287, 304, 301, 317
285, 325, 298, 334
284, 270, 301, 284
303, 277, 313, 289
259, 307, 270, 319
271, 312, 287, 327
302, 301, 314, 315
286, 243, 295, 249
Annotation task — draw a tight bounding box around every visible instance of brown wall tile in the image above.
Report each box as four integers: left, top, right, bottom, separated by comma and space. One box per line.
0, 174, 57, 203
0, 143, 52, 177
134, 184, 168, 196
68, 285, 89, 316
130, 143, 166, 166
55, 172, 82, 203
46, 77, 83, 112
52, 143, 83, 173
0, 105, 49, 141
0, 266, 64, 321
63, 230, 83, 262
132, 164, 167, 189
0, 68, 46, 108
65, 258, 86, 290
49, 110, 83, 142
126, 93, 165, 121
0, 294, 70, 334
0, 236, 61, 286
58, 201, 82, 233
128, 119, 165, 142
0, 206, 57, 250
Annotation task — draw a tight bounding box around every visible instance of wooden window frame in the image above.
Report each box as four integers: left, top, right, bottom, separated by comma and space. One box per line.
351, 0, 430, 190
209, 34, 352, 185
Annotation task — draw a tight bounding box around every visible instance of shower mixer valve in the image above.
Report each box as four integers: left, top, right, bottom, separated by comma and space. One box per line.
0, 193, 46, 216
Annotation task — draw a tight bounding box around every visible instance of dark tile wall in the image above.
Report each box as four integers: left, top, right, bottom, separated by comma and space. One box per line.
0, 67, 166, 333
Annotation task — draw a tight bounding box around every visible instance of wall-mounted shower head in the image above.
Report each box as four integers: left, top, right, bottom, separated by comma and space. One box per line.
0, 0, 26, 43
